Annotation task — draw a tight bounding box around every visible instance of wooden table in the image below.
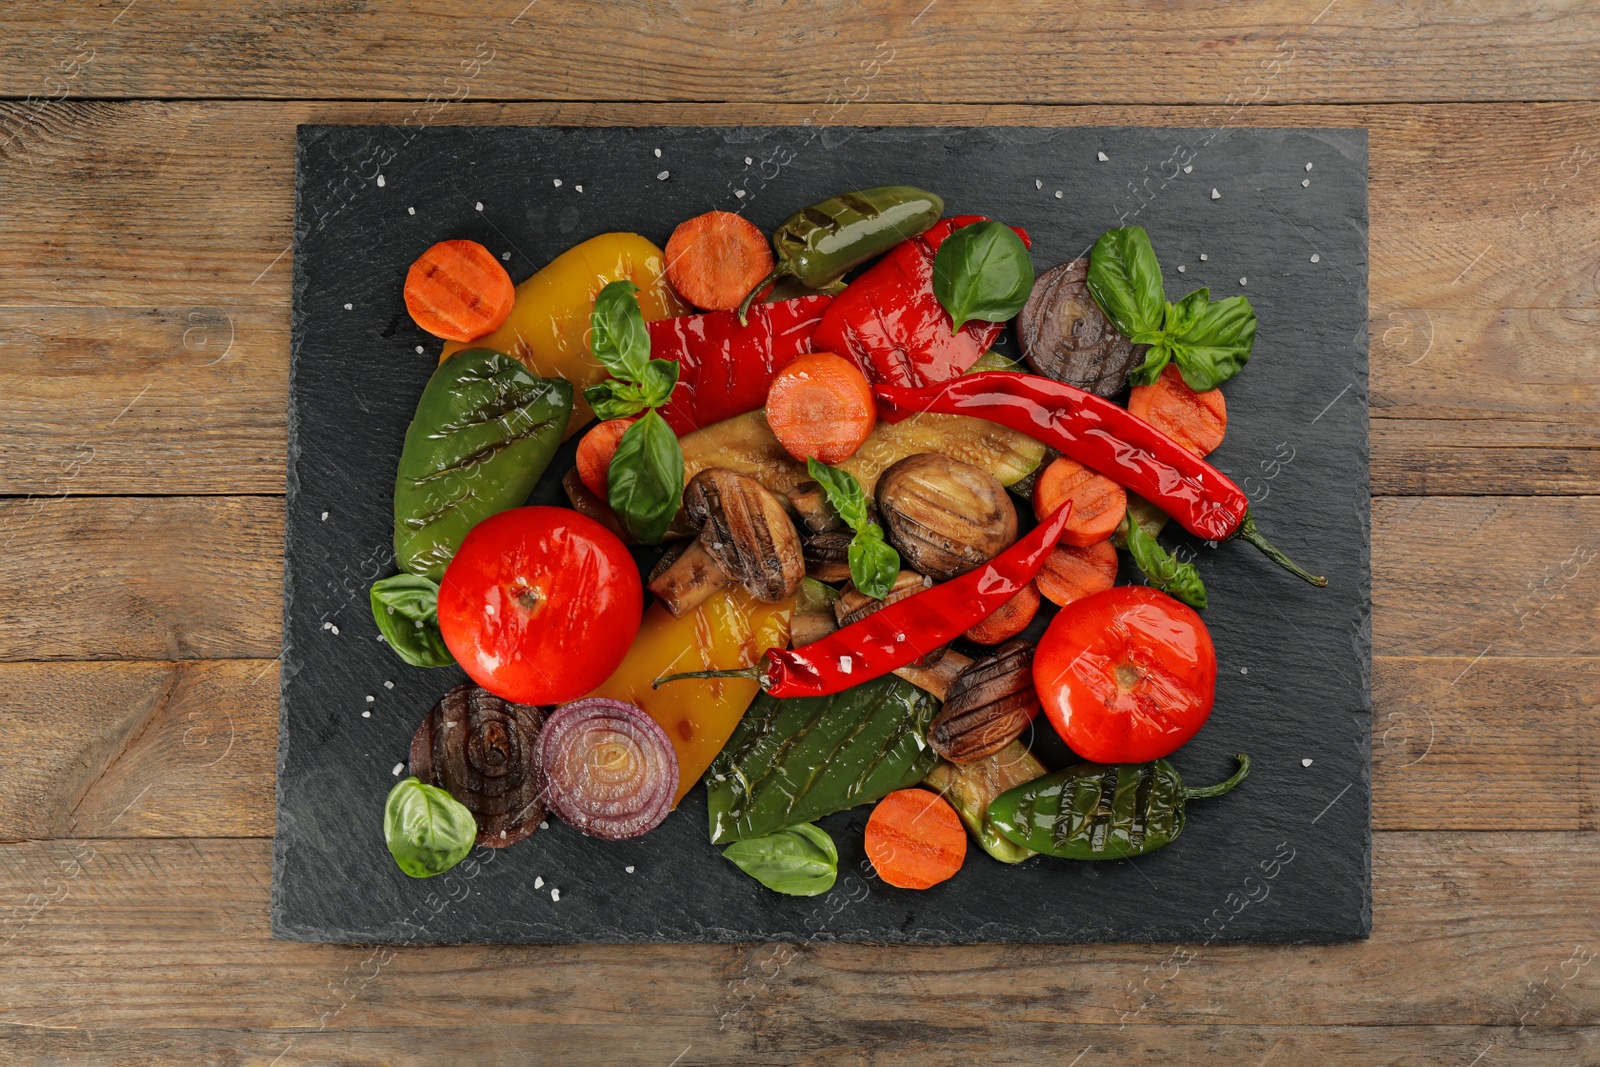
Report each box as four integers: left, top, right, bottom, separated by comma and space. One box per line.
2, 3, 1597, 1063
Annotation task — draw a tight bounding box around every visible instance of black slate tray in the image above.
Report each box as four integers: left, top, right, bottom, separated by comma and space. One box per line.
277, 125, 1370, 944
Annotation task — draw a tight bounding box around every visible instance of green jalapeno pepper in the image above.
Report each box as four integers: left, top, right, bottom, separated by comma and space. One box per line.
987, 753, 1249, 860
737, 185, 944, 323
393, 348, 573, 580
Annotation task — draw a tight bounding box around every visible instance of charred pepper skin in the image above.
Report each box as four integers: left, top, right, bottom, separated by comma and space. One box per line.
874, 371, 1327, 587
987, 754, 1250, 860
737, 186, 945, 323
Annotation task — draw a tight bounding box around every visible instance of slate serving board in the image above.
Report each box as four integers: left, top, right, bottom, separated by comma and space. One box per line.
277, 125, 1369, 944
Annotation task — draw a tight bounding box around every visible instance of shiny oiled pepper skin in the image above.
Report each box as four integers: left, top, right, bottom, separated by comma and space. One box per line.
442, 232, 689, 435
738, 186, 944, 321
987, 754, 1250, 860
651, 295, 832, 435
812, 216, 1033, 389
589, 587, 793, 805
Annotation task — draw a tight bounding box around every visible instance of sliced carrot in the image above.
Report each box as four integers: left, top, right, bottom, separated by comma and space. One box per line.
765, 351, 877, 464
1128, 363, 1228, 456
403, 239, 515, 342
575, 416, 639, 499
1031, 456, 1127, 547
664, 210, 776, 312
1035, 540, 1119, 607
864, 788, 967, 890
964, 581, 1041, 644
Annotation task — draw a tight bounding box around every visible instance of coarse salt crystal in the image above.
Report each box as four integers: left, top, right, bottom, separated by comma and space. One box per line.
654, 148, 662, 158
320, 511, 329, 521
745, 156, 753, 165
1097, 151, 1108, 162
1302, 758, 1314, 767
366, 695, 375, 703
551, 888, 560, 901
735, 189, 746, 198
1239, 277, 1247, 286
1177, 265, 1186, 273
415, 345, 424, 354
361, 710, 371, 718
575, 185, 583, 193
657, 170, 669, 180
1054, 190, 1063, 199
1183, 165, 1193, 174
1311, 253, 1321, 263
475, 202, 483, 211
330, 624, 340, 635
376, 175, 386, 187
839, 655, 852, 674
1199, 254, 1208, 261
392, 763, 405, 776
1306, 162, 1314, 171
534, 876, 544, 889
502, 251, 510, 260
343, 303, 353, 310
1210, 188, 1221, 200
1035, 179, 1042, 189
1241, 667, 1250, 674
540, 821, 549, 830
625, 866, 635, 874
407, 206, 415, 215
384, 681, 394, 689
322, 621, 332, 631
553, 178, 562, 187
1302, 178, 1310, 188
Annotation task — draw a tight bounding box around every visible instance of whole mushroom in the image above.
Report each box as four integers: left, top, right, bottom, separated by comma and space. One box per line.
648, 467, 806, 617
875, 453, 1018, 582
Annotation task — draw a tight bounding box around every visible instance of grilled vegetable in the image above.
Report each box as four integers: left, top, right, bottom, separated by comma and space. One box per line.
832, 569, 943, 668
705, 675, 939, 844
924, 742, 1047, 864
875, 453, 1018, 581
864, 788, 967, 889
1017, 258, 1144, 397
648, 468, 805, 617
409, 683, 547, 847
393, 348, 572, 580
737, 185, 945, 322
927, 639, 1038, 763
538, 697, 678, 840
988, 754, 1250, 860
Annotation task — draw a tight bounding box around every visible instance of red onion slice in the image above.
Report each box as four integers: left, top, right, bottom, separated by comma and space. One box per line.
538, 697, 678, 840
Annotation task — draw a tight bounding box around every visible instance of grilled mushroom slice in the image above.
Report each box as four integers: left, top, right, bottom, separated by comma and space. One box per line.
802, 530, 856, 583
786, 480, 846, 533
1017, 258, 1147, 398
928, 639, 1040, 763
648, 468, 805, 617
410, 683, 548, 847
875, 453, 1018, 582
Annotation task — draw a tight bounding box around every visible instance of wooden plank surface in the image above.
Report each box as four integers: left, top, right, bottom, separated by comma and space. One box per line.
0, 834, 1593, 1034
4, 1, 1598, 104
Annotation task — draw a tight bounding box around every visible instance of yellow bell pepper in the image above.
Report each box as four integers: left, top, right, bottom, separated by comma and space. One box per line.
441, 232, 688, 435
589, 586, 793, 805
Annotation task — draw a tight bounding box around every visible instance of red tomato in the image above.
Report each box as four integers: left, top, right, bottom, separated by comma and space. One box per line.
438, 507, 643, 705
1033, 586, 1216, 763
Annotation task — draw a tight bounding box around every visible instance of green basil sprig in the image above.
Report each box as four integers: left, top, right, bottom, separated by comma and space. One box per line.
370, 574, 456, 668
582, 281, 682, 420
721, 822, 838, 896
1123, 513, 1208, 610
384, 776, 476, 878
806, 458, 899, 600
932, 220, 1035, 333
580, 280, 686, 544
1086, 225, 1256, 391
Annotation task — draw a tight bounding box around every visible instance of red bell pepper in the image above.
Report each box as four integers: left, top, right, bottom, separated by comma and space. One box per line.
652, 295, 832, 435
811, 216, 1032, 389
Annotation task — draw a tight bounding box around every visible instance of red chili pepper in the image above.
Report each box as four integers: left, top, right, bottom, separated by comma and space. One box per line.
653, 295, 832, 435
811, 216, 1032, 389
654, 501, 1074, 700
874, 371, 1327, 587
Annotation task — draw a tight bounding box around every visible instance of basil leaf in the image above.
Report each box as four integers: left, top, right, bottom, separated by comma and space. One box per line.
384, 776, 476, 878
1168, 288, 1210, 336
589, 280, 650, 382
1086, 225, 1166, 338
1123, 515, 1208, 610
1170, 294, 1256, 391
1128, 339, 1175, 387
583, 378, 649, 420
370, 574, 456, 668
722, 822, 838, 897
607, 408, 684, 544
847, 525, 900, 601
806, 457, 871, 531
638, 358, 681, 409
931, 220, 1034, 333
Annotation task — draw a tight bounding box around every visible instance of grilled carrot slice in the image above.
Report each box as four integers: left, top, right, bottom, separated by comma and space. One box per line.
1035, 540, 1119, 607
765, 352, 877, 464
964, 581, 1041, 644
575, 416, 639, 499
1031, 456, 1127, 547
664, 211, 776, 312
865, 788, 967, 890
403, 239, 515, 342
1128, 364, 1228, 456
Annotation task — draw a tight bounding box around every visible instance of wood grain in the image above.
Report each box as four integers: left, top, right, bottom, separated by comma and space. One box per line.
0, 102, 1596, 313
0, 1024, 1595, 1066
0, 834, 1593, 1032
5, 305, 1598, 498
2, 494, 1593, 662
4, 1, 1598, 104
0, 655, 1589, 841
